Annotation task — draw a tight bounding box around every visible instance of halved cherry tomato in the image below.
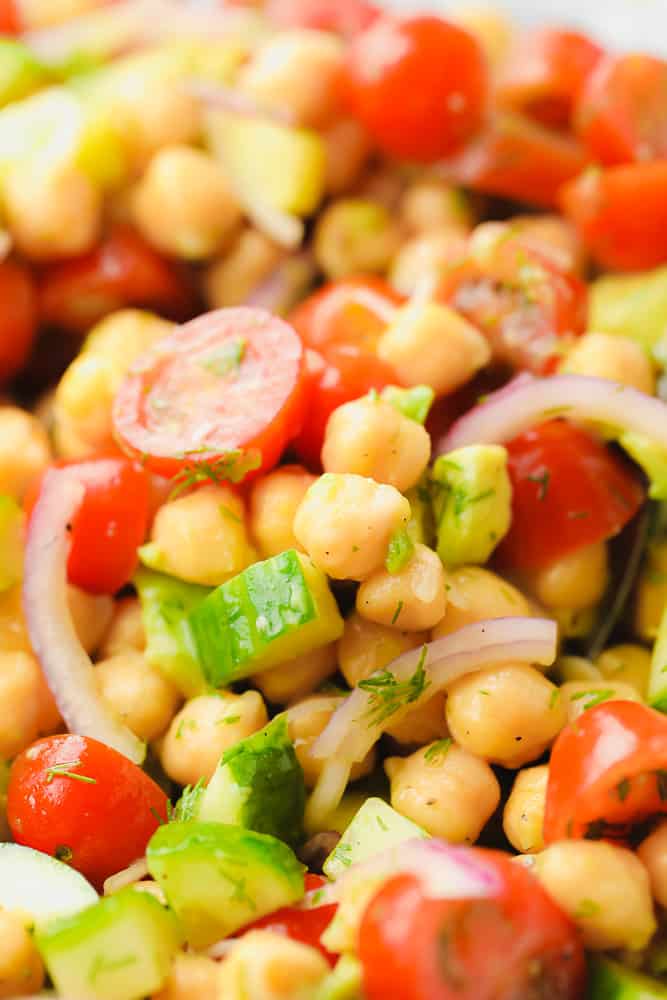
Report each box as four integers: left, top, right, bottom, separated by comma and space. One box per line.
359, 851, 586, 1000
113, 308, 306, 480
292, 346, 399, 469
440, 112, 589, 208
25, 457, 150, 595
561, 162, 667, 272
266, 0, 378, 36
38, 225, 196, 335
576, 53, 667, 164
0, 0, 19, 32
498, 28, 603, 130
340, 15, 489, 162
289, 276, 401, 356
496, 421, 645, 571
239, 875, 338, 965
0, 261, 37, 384
7, 734, 168, 889
544, 701, 667, 844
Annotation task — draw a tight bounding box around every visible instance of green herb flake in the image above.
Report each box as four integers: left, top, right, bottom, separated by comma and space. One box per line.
385, 527, 415, 574
541, 405, 573, 418
570, 688, 615, 711
169, 449, 261, 500
526, 469, 550, 501
424, 738, 453, 765
574, 898, 601, 919
549, 688, 561, 710
199, 338, 246, 378
88, 954, 137, 985
391, 600, 404, 625
220, 715, 241, 725
376, 815, 389, 831
331, 842, 353, 868
45, 759, 97, 785
359, 646, 430, 727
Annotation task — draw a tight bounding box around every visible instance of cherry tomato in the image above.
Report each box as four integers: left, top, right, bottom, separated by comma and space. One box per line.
288, 276, 401, 356
340, 15, 489, 162
544, 701, 667, 844
25, 457, 150, 595
561, 162, 667, 272
496, 421, 645, 571
292, 346, 398, 469
440, 112, 589, 208
266, 0, 378, 36
498, 28, 603, 130
113, 307, 306, 480
7, 734, 168, 889
0, 0, 20, 32
38, 225, 196, 335
0, 261, 37, 384
576, 53, 667, 165
359, 851, 586, 1000
239, 875, 338, 965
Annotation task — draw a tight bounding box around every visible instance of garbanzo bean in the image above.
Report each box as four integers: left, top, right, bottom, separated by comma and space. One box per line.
389, 231, 469, 297
399, 181, 471, 236
560, 680, 642, 723
252, 642, 338, 705
502, 765, 549, 854
446, 664, 566, 768
249, 465, 316, 559
203, 229, 284, 309
595, 643, 652, 699
98, 597, 146, 659
0, 584, 112, 657
0, 910, 44, 998
432, 566, 533, 638
0, 651, 61, 760
153, 953, 220, 1000
287, 695, 375, 788
638, 822, 667, 909
561, 332, 655, 394
95, 652, 181, 742
526, 541, 608, 612
322, 397, 431, 493
217, 930, 330, 1000
385, 742, 500, 843
0, 406, 51, 500
314, 199, 400, 281
356, 543, 447, 631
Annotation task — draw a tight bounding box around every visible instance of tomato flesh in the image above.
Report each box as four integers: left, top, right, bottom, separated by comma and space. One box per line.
0, 0, 19, 32
289, 276, 401, 356
239, 875, 338, 965
7, 734, 168, 889
0, 261, 37, 384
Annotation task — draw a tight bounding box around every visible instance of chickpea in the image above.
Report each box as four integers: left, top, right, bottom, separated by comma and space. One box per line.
560, 680, 642, 723
148, 485, 254, 587
253, 643, 337, 705
217, 930, 329, 999
287, 695, 375, 787
385, 693, 448, 747
399, 182, 471, 237
451, 5, 514, 68
0, 406, 51, 500
638, 823, 667, 909
389, 231, 469, 298
160, 691, 267, 787
595, 643, 652, 698
0, 586, 30, 654
67, 585, 114, 655
432, 566, 533, 639
0, 910, 44, 999
132, 146, 241, 260
95, 652, 181, 742
0, 651, 61, 760
507, 215, 585, 275
4, 162, 102, 260
534, 841, 656, 951
503, 765, 549, 854
323, 118, 371, 196
203, 229, 284, 309
249, 465, 316, 559
385, 742, 500, 843
356, 543, 447, 631
446, 664, 566, 768
98, 597, 146, 659
553, 655, 602, 684
314, 199, 400, 281
322, 398, 430, 493
294, 474, 411, 581
153, 953, 219, 1000
561, 333, 655, 395
525, 541, 608, 612
378, 302, 491, 397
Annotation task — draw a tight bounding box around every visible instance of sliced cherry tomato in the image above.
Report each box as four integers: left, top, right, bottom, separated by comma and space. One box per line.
561, 162, 667, 272
498, 28, 603, 129
340, 15, 489, 162
113, 307, 306, 480
7, 734, 168, 889
0, 261, 37, 384
292, 346, 398, 469
359, 851, 586, 1000
576, 53, 667, 165
496, 421, 645, 571
266, 0, 378, 36
38, 225, 196, 335
239, 875, 338, 965
544, 701, 667, 844
25, 457, 150, 595
0, 0, 20, 32
288, 276, 401, 356
440, 112, 589, 208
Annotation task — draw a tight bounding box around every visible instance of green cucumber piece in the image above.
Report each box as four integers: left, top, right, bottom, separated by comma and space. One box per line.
380, 385, 434, 425
315, 955, 363, 1000
620, 432, 667, 501
405, 478, 435, 548
0, 843, 97, 926
0, 40, 50, 108
649, 604, 667, 712
189, 549, 343, 687
197, 714, 305, 844
323, 797, 428, 880
588, 956, 667, 999
134, 567, 210, 698
36, 886, 182, 1000
0, 494, 23, 592
146, 821, 304, 948
589, 266, 667, 353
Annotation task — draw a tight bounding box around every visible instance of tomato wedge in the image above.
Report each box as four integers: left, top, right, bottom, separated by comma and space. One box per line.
496, 421, 645, 571
289, 276, 401, 356
544, 701, 667, 844
0, 261, 37, 385
239, 875, 337, 965
113, 308, 306, 480
0, 0, 19, 32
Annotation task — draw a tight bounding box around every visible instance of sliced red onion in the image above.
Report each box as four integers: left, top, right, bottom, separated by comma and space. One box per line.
22, 469, 145, 764
438, 373, 667, 455
103, 857, 149, 896
189, 81, 295, 125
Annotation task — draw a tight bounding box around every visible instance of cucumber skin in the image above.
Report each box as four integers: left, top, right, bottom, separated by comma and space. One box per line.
588, 957, 667, 999
649, 605, 667, 711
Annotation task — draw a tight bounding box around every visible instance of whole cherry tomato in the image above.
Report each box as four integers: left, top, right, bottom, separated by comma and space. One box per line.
0, 0, 20, 32
239, 875, 338, 965
0, 261, 37, 384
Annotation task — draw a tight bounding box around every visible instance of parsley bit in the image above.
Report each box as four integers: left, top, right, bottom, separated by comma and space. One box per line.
570, 688, 615, 711
45, 759, 97, 785
424, 738, 453, 765
359, 646, 430, 726
526, 469, 550, 501
169, 449, 261, 500
391, 600, 404, 625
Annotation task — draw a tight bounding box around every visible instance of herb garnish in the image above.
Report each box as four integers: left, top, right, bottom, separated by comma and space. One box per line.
45, 760, 97, 785
359, 646, 430, 726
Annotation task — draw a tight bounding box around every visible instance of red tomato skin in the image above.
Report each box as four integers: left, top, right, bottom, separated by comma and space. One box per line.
239, 876, 338, 965
359, 852, 586, 1000
266, 0, 378, 36
0, 261, 37, 384
0, 0, 20, 32
544, 701, 667, 844
561, 162, 667, 272
576, 53, 667, 165
341, 15, 489, 162
7, 735, 168, 889
25, 458, 150, 595
38, 225, 196, 335
496, 421, 645, 571
288, 276, 401, 356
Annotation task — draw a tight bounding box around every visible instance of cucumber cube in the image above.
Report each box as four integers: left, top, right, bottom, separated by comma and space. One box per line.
0, 40, 49, 108
0, 843, 97, 927
324, 798, 428, 880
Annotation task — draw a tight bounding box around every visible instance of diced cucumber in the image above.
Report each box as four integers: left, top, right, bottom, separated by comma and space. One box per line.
0, 843, 97, 927
380, 385, 434, 425
315, 955, 363, 1000
173, 779, 206, 822
134, 568, 210, 698
405, 478, 435, 548
588, 956, 667, 999
589, 266, 667, 353
0, 494, 23, 592
36, 887, 182, 1000
146, 821, 304, 948
620, 432, 667, 501
197, 714, 305, 845
649, 604, 667, 712
0, 40, 50, 108
323, 798, 428, 880
189, 550, 343, 687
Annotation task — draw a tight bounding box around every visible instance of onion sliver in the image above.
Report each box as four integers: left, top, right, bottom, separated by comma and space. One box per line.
438, 373, 667, 455
103, 857, 149, 896
22, 469, 145, 764
189, 82, 295, 125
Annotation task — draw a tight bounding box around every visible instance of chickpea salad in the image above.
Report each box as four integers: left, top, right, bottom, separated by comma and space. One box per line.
3, 2, 667, 999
